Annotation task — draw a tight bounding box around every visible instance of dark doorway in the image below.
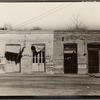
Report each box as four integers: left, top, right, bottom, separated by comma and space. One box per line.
64, 44, 77, 74
88, 43, 99, 73
64, 53, 77, 73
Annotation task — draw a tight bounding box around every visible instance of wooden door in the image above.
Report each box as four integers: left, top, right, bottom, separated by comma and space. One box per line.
64, 53, 77, 73
88, 50, 99, 73
31, 44, 45, 72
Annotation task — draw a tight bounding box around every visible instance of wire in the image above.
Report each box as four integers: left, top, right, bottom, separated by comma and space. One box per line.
0, 4, 72, 41
3, 3, 72, 34
13, 3, 67, 29
13, 3, 72, 29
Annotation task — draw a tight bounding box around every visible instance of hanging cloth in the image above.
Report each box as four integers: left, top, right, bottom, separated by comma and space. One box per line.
31, 45, 45, 54
5, 45, 21, 64
15, 46, 25, 64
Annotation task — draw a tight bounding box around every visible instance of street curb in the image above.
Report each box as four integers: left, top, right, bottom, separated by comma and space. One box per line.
0, 73, 90, 78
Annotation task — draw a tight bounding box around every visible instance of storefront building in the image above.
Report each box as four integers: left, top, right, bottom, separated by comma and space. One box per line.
54, 30, 100, 74
0, 30, 54, 74
0, 30, 100, 75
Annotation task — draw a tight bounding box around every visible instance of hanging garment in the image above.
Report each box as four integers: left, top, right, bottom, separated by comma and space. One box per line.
31, 45, 45, 55
5, 52, 19, 62
5, 45, 25, 65
5, 47, 25, 65
15, 47, 25, 64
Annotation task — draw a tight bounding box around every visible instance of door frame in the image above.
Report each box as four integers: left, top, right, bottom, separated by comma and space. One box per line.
5, 44, 21, 73
87, 43, 100, 73
31, 43, 46, 72
63, 43, 78, 74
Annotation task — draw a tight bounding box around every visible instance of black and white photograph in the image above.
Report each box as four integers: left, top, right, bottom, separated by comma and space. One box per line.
0, 2, 100, 97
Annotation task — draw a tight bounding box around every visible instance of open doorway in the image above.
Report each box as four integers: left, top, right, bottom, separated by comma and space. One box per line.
64, 43, 77, 74
88, 43, 100, 73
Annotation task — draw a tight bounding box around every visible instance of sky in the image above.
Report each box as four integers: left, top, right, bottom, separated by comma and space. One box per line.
0, 2, 100, 30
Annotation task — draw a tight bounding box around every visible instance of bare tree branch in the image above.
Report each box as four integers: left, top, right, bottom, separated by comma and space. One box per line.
3, 23, 13, 30
69, 14, 88, 31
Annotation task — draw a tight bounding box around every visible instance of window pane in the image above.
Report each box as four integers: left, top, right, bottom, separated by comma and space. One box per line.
43, 51, 45, 58
43, 57, 45, 63
36, 54, 38, 63
39, 53, 41, 63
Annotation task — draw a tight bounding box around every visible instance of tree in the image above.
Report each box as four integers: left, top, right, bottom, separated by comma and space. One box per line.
3, 23, 13, 30
69, 14, 88, 31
